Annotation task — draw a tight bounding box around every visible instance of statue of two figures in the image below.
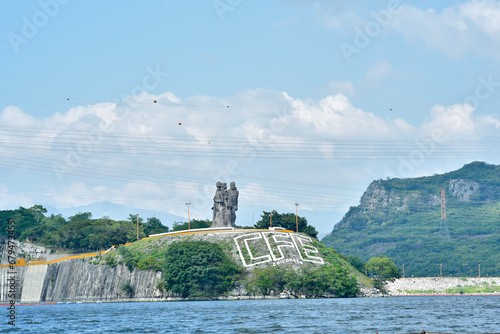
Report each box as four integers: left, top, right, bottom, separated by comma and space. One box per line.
212, 181, 239, 227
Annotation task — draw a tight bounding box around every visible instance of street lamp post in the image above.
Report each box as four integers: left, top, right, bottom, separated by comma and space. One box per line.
295, 203, 299, 233
136, 214, 139, 242
269, 213, 273, 228
185, 203, 191, 231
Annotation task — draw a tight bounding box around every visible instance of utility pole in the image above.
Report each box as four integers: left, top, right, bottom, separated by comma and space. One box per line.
440, 264, 443, 278
402, 264, 405, 278
185, 203, 191, 231
295, 203, 299, 233
440, 189, 450, 239
136, 214, 139, 242
479, 264, 481, 278
269, 213, 273, 228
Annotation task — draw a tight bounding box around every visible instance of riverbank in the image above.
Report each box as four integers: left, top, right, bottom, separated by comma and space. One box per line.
385, 277, 500, 296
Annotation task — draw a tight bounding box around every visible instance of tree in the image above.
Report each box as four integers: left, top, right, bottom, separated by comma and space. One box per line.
144, 217, 168, 235
28, 205, 47, 224
68, 212, 92, 222
347, 255, 365, 272
365, 255, 401, 280
254, 210, 318, 238
162, 241, 243, 297
172, 219, 211, 231
128, 214, 143, 226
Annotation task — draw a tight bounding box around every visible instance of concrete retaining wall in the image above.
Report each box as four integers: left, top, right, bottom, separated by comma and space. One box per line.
20, 265, 48, 303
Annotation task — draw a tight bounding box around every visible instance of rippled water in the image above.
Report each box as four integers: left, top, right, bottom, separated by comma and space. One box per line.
1, 296, 499, 333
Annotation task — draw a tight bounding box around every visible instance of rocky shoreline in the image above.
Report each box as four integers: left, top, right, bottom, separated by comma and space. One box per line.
384, 277, 500, 296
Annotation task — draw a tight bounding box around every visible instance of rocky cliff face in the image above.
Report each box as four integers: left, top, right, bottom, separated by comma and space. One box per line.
358, 180, 440, 212
0, 260, 162, 303
41, 260, 162, 302
449, 179, 480, 201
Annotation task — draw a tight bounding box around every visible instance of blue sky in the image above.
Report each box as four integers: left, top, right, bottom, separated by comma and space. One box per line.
1, 0, 500, 237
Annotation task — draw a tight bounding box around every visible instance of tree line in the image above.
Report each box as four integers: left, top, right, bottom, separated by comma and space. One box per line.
0, 206, 168, 251
0, 206, 319, 250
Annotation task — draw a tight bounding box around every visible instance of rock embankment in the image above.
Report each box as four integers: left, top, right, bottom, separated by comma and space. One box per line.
385, 277, 500, 295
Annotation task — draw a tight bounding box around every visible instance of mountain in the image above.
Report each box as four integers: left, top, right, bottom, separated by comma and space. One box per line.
322, 161, 500, 277
52, 201, 184, 229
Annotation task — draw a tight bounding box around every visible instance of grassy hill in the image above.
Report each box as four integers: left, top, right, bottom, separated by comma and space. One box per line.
100, 231, 369, 298
322, 161, 500, 277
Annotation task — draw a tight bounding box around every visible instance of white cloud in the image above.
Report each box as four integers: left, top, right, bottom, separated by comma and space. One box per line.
421, 103, 477, 140
460, 0, 500, 34
313, 0, 500, 59
391, 1, 500, 58
0, 106, 37, 127
481, 115, 500, 128
292, 93, 410, 139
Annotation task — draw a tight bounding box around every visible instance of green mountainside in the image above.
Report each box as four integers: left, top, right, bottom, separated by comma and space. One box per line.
322, 161, 500, 277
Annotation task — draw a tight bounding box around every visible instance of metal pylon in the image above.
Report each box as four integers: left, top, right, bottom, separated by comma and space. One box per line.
440, 189, 450, 239
439, 218, 450, 239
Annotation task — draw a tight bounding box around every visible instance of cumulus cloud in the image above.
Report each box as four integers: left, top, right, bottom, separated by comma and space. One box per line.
0, 106, 38, 127
391, 1, 500, 59
291, 93, 411, 139
423, 103, 476, 135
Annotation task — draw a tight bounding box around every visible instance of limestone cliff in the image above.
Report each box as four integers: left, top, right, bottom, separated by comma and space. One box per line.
41, 260, 162, 302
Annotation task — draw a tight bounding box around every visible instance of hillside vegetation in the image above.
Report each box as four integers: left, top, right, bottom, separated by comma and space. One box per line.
100, 233, 365, 299
322, 161, 500, 277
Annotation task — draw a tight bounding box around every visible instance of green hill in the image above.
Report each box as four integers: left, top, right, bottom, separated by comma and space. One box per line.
322, 161, 500, 277
109, 231, 367, 298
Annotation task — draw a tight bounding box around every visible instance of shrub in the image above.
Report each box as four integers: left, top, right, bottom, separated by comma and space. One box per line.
162, 241, 244, 297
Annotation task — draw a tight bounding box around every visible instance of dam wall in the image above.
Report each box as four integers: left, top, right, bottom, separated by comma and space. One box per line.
20, 264, 48, 303
0, 266, 25, 302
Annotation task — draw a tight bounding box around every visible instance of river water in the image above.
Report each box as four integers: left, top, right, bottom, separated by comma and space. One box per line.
2, 296, 499, 333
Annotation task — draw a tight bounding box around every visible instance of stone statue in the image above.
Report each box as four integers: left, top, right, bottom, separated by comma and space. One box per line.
222, 182, 231, 226
212, 181, 225, 227
227, 182, 239, 227
211, 181, 238, 227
